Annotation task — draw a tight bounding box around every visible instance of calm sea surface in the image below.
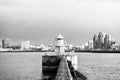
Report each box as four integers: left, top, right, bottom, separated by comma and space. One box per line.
0, 52, 120, 80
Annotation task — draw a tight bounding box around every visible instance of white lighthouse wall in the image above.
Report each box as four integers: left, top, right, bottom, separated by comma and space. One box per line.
71, 56, 78, 70
55, 46, 65, 55
67, 55, 78, 70
57, 40, 64, 46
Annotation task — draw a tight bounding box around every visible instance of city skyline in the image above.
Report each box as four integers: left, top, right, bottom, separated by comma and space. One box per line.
0, 0, 120, 45
0, 32, 119, 47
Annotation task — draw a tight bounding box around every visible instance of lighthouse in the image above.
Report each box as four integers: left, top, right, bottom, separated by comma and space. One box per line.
55, 34, 65, 55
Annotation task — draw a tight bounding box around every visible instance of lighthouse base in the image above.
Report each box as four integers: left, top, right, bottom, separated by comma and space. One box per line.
42, 55, 87, 80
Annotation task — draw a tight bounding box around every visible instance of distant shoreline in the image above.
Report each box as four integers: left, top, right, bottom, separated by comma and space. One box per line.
0, 51, 47, 53
75, 50, 120, 53
0, 50, 120, 53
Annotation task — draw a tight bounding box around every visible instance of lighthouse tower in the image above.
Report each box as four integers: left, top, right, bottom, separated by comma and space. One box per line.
55, 34, 65, 55
55, 34, 78, 70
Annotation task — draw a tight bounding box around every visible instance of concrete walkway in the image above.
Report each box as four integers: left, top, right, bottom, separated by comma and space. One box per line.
55, 55, 73, 80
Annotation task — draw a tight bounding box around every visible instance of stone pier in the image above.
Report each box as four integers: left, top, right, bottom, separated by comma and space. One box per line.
55, 55, 73, 80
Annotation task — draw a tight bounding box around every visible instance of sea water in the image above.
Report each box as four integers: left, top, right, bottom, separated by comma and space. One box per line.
0, 52, 120, 80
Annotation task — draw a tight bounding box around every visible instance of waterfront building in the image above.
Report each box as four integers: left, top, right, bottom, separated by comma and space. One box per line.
109, 35, 112, 42
2, 38, 11, 48
108, 36, 116, 49
21, 40, 30, 50
39, 44, 45, 49
104, 35, 110, 50
2, 39, 5, 48
80, 44, 85, 50
102, 32, 106, 43
93, 34, 98, 49
84, 42, 89, 50
74, 46, 81, 51
98, 32, 105, 49
74, 45, 85, 51
68, 44, 74, 51
35, 44, 47, 51
42, 47, 48, 51
47, 44, 54, 51
88, 40, 93, 50
111, 43, 120, 50
111, 38, 116, 44
108, 35, 113, 49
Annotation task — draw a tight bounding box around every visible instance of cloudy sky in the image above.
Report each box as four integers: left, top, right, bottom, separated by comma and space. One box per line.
0, 0, 120, 45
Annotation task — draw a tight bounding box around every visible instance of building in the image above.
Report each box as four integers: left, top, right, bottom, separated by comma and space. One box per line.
104, 34, 110, 50
88, 40, 93, 50
93, 34, 98, 49
108, 36, 116, 48
84, 42, 89, 50
47, 43, 54, 51
21, 40, 30, 50
74, 46, 81, 51
2, 39, 11, 48
80, 44, 85, 50
111, 43, 120, 50
2, 39, 5, 48
67, 44, 74, 51
98, 32, 105, 49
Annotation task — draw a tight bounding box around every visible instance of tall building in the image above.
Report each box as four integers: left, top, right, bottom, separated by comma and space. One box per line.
2, 40, 5, 48
104, 35, 110, 50
98, 32, 105, 49
88, 40, 93, 50
2, 39, 11, 48
108, 35, 115, 48
84, 42, 89, 50
93, 34, 98, 49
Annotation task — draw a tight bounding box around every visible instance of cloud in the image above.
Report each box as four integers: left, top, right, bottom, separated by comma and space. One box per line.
0, 0, 120, 45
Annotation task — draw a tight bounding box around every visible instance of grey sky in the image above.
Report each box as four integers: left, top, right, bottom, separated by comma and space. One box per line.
0, 0, 120, 45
